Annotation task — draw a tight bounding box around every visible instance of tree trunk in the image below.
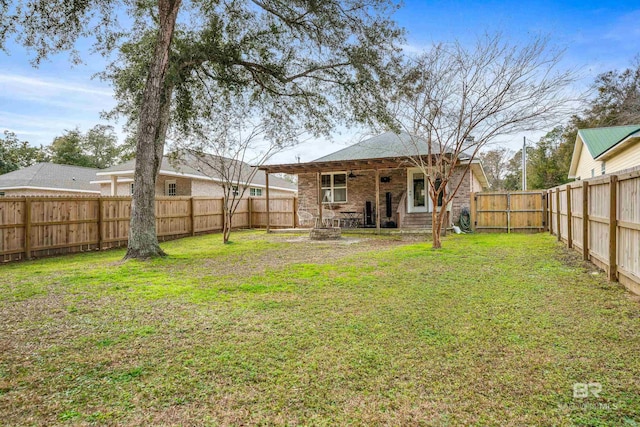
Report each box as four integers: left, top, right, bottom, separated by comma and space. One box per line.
124, 0, 181, 260
223, 206, 232, 244
431, 207, 442, 249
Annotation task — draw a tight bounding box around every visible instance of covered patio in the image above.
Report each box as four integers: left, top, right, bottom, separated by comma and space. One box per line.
259, 132, 488, 234
260, 157, 456, 234
261, 157, 399, 233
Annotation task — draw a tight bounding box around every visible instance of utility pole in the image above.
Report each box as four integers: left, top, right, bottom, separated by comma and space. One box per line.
522, 136, 527, 191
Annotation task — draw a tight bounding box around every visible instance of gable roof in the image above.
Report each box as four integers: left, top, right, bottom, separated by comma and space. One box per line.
313, 131, 445, 162
99, 157, 204, 178
578, 125, 640, 159
568, 124, 640, 178
96, 153, 297, 192
0, 163, 101, 193
259, 131, 487, 189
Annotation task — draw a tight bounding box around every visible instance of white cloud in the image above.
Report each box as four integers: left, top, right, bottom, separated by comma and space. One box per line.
0, 72, 116, 111
0, 73, 113, 97
400, 42, 427, 56
0, 71, 121, 146
0, 110, 124, 146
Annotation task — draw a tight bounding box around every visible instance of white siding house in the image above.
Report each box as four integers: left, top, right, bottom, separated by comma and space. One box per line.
569, 125, 640, 180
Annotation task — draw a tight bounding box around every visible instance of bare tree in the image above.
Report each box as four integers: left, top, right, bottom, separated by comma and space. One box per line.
171, 92, 301, 243
392, 34, 577, 248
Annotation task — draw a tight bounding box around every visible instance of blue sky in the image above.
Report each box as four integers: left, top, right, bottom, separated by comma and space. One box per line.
1, 1, 639, 163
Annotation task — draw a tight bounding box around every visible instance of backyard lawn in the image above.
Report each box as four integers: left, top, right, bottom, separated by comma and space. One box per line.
1, 231, 639, 426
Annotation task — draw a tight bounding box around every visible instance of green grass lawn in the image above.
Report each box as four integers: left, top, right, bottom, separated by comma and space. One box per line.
1, 231, 639, 426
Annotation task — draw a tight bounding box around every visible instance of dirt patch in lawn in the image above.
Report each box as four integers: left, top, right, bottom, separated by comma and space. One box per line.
197, 233, 424, 279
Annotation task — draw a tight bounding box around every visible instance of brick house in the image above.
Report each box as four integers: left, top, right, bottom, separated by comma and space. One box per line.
260, 132, 488, 230
93, 153, 297, 198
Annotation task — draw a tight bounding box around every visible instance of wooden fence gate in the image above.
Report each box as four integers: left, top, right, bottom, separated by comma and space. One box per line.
471, 191, 547, 233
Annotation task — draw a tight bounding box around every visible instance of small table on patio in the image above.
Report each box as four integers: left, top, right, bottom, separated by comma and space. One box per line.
341, 211, 361, 228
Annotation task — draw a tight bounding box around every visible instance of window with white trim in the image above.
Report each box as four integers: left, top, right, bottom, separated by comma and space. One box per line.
601, 161, 606, 175
0, 191, 5, 197
231, 185, 239, 196
321, 172, 347, 203
250, 187, 262, 197
130, 183, 134, 195
165, 180, 177, 196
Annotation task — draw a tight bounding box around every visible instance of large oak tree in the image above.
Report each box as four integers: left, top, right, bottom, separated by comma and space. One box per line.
2, 0, 402, 258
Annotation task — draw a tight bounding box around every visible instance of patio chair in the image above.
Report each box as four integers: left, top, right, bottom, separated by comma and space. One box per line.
297, 209, 315, 228
318, 208, 340, 228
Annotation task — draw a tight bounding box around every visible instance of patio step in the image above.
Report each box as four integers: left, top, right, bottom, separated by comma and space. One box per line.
401, 213, 432, 228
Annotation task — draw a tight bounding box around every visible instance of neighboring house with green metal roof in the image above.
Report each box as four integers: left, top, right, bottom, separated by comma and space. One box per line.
0, 163, 101, 196
568, 124, 640, 180
92, 153, 297, 198
260, 131, 489, 230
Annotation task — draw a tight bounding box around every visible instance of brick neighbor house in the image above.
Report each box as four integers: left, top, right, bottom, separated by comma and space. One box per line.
260, 131, 489, 230
93, 153, 297, 198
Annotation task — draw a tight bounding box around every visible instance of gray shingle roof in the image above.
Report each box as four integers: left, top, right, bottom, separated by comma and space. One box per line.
0, 163, 101, 193
313, 131, 443, 162
99, 157, 205, 177
101, 153, 297, 191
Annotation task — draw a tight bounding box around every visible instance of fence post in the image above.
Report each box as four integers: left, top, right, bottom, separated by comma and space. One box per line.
556, 189, 561, 241
293, 197, 298, 228
582, 181, 589, 261
542, 191, 548, 232
506, 192, 511, 234
566, 184, 572, 248
97, 198, 103, 250
190, 197, 196, 236
548, 190, 553, 235
24, 197, 32, 260
470, 193, 476, 231
609, 175, 618, 281
248, 197, 253, 229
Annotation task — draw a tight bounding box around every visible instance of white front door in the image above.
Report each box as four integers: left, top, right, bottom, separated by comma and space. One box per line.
407, 168, 429, 213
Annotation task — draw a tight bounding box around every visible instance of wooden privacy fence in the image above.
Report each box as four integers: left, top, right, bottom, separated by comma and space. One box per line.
471, 191, 547, 233
548, 169, 640, 294
0, 196, 297, 262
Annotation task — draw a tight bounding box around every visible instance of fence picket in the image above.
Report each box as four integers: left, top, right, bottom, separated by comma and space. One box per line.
0, 196, 296, 262
546, 171, 640, 294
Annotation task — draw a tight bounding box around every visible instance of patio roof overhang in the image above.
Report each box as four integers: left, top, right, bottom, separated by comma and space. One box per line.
260, 156, 488, 190
259, 157, 417, 175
